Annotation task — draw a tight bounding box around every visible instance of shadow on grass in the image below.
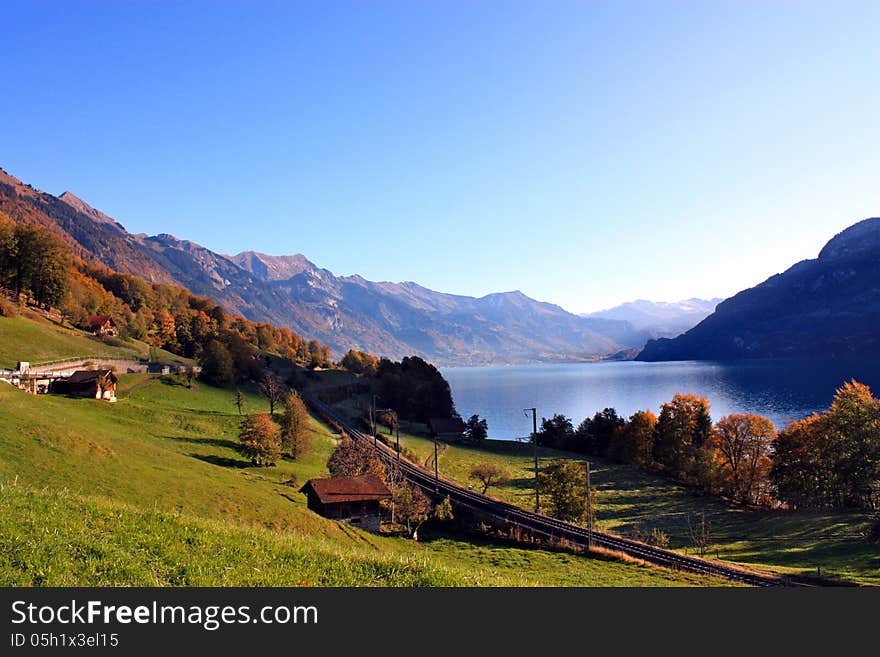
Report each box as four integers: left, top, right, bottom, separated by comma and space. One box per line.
190, 453, 253, 469
158, 376, 191, 388
507, 476, 537, 491
165, 435, 239, 450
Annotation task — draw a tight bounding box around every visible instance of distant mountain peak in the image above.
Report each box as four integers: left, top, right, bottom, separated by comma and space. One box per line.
229, 251, 318, 282
57, 190, 124, 229
584, 297, 721, 337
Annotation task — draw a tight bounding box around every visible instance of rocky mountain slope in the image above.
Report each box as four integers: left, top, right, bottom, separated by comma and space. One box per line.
0, 166, 651, 365
637, 218, 880, 361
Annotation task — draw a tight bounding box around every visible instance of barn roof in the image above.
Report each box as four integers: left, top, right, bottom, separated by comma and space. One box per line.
429, 417, 466, 435
87, 315, 115, 327
65, 369, 118, 384
300, 474, 391, 504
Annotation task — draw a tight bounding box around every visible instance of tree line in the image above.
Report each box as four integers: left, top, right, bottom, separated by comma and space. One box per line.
0, 218, 70, 309
535, 381, 880, 511
0, 214, 334, 384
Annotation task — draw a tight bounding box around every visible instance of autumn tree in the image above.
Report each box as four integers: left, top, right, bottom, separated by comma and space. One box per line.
391, 482, 433, 540
258, 372, 287, 415
238, 413, 282, 466
710, 414, 775, 505
468, 462, 510, 494
772, 381, 880, 510
339, 349, 379, 376
279, 390, 311, 459
327, 437, 386, 480
609, 410, 657, 467
823, 381, 880, 509
307, 340, 332, 369
771, 414, 827, 509
538, 458, 595, 523
653, 393, 713, 484
462, 414, 488, 443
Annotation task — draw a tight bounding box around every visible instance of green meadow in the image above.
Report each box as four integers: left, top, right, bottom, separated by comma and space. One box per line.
0, 315, 732, 586
384, 425, 878, 585
0, 310, 189, 369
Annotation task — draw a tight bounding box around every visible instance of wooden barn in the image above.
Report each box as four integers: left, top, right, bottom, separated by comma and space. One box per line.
300, 474, 391, 532
87, 315, 117, 337
429, 416, 467, 442
51, 369, 118, 402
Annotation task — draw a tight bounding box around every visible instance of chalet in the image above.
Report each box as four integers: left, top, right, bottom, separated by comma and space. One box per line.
51, 369, 118, 402
87, 315, 117, 337
300, 474, 391, 532
429, 416, 467, 442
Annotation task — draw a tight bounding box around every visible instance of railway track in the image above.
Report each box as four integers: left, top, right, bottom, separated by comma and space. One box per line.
308, 398, 807, 587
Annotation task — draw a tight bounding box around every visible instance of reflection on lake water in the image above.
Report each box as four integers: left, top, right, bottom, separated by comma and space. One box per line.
441, 359, 880, 439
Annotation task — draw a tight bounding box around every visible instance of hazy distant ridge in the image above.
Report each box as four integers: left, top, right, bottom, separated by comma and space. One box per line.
584, 298, 721, 338
0, 165, 656, 366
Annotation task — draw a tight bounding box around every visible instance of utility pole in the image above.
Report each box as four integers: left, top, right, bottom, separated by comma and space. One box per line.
585, 460, 593, 550
524, 408, 539, 513
433, 436, 439, 493
371, 394, 378, 446
395, 412, 400, 477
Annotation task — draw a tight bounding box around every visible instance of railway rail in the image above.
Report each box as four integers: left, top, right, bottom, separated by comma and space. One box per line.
308, 397, 810, 587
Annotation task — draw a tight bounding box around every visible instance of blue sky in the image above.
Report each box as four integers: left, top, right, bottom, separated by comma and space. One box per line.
3, 1, 878, 312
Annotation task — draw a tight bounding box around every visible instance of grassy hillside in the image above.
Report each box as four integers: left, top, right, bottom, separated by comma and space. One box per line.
0, 311, 190, 369
0, 366, 731, 586
385, 427, 878, 585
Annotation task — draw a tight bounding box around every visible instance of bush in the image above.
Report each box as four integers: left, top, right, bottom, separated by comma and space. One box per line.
648, 528, 670, 548
0, 298, 17, 317
867, 513, 880, 544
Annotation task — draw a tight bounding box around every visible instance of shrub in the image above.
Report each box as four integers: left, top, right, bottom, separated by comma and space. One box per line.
648, 528, 670, 548
867, 513, 880, 544
0, 298, 16, 317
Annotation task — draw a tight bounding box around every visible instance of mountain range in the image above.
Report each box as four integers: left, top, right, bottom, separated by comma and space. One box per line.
0, 166, 685, 366
584, 298, 721, 338
637, 217, 880, 361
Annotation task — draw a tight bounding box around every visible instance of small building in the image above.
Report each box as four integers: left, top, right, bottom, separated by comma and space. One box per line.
429, 416, 467, 442
300, 474, 391, 532
87, 315, 117, 337
51, 369, 118, 402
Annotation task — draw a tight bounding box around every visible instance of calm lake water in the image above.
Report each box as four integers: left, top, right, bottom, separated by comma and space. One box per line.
440, 359, 880, 439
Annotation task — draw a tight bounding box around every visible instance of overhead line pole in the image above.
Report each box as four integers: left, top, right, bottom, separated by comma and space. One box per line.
524, 407, 539, 513
371, 394, 378, 447
585, 460, 593, 550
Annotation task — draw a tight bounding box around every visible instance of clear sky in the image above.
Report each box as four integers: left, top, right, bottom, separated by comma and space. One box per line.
2, 1, 878, 313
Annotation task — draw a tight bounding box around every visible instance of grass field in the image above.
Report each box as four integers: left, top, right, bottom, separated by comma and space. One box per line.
0, 341, 732, 586
0, 311, 190, 369
382, 426, 878, 585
